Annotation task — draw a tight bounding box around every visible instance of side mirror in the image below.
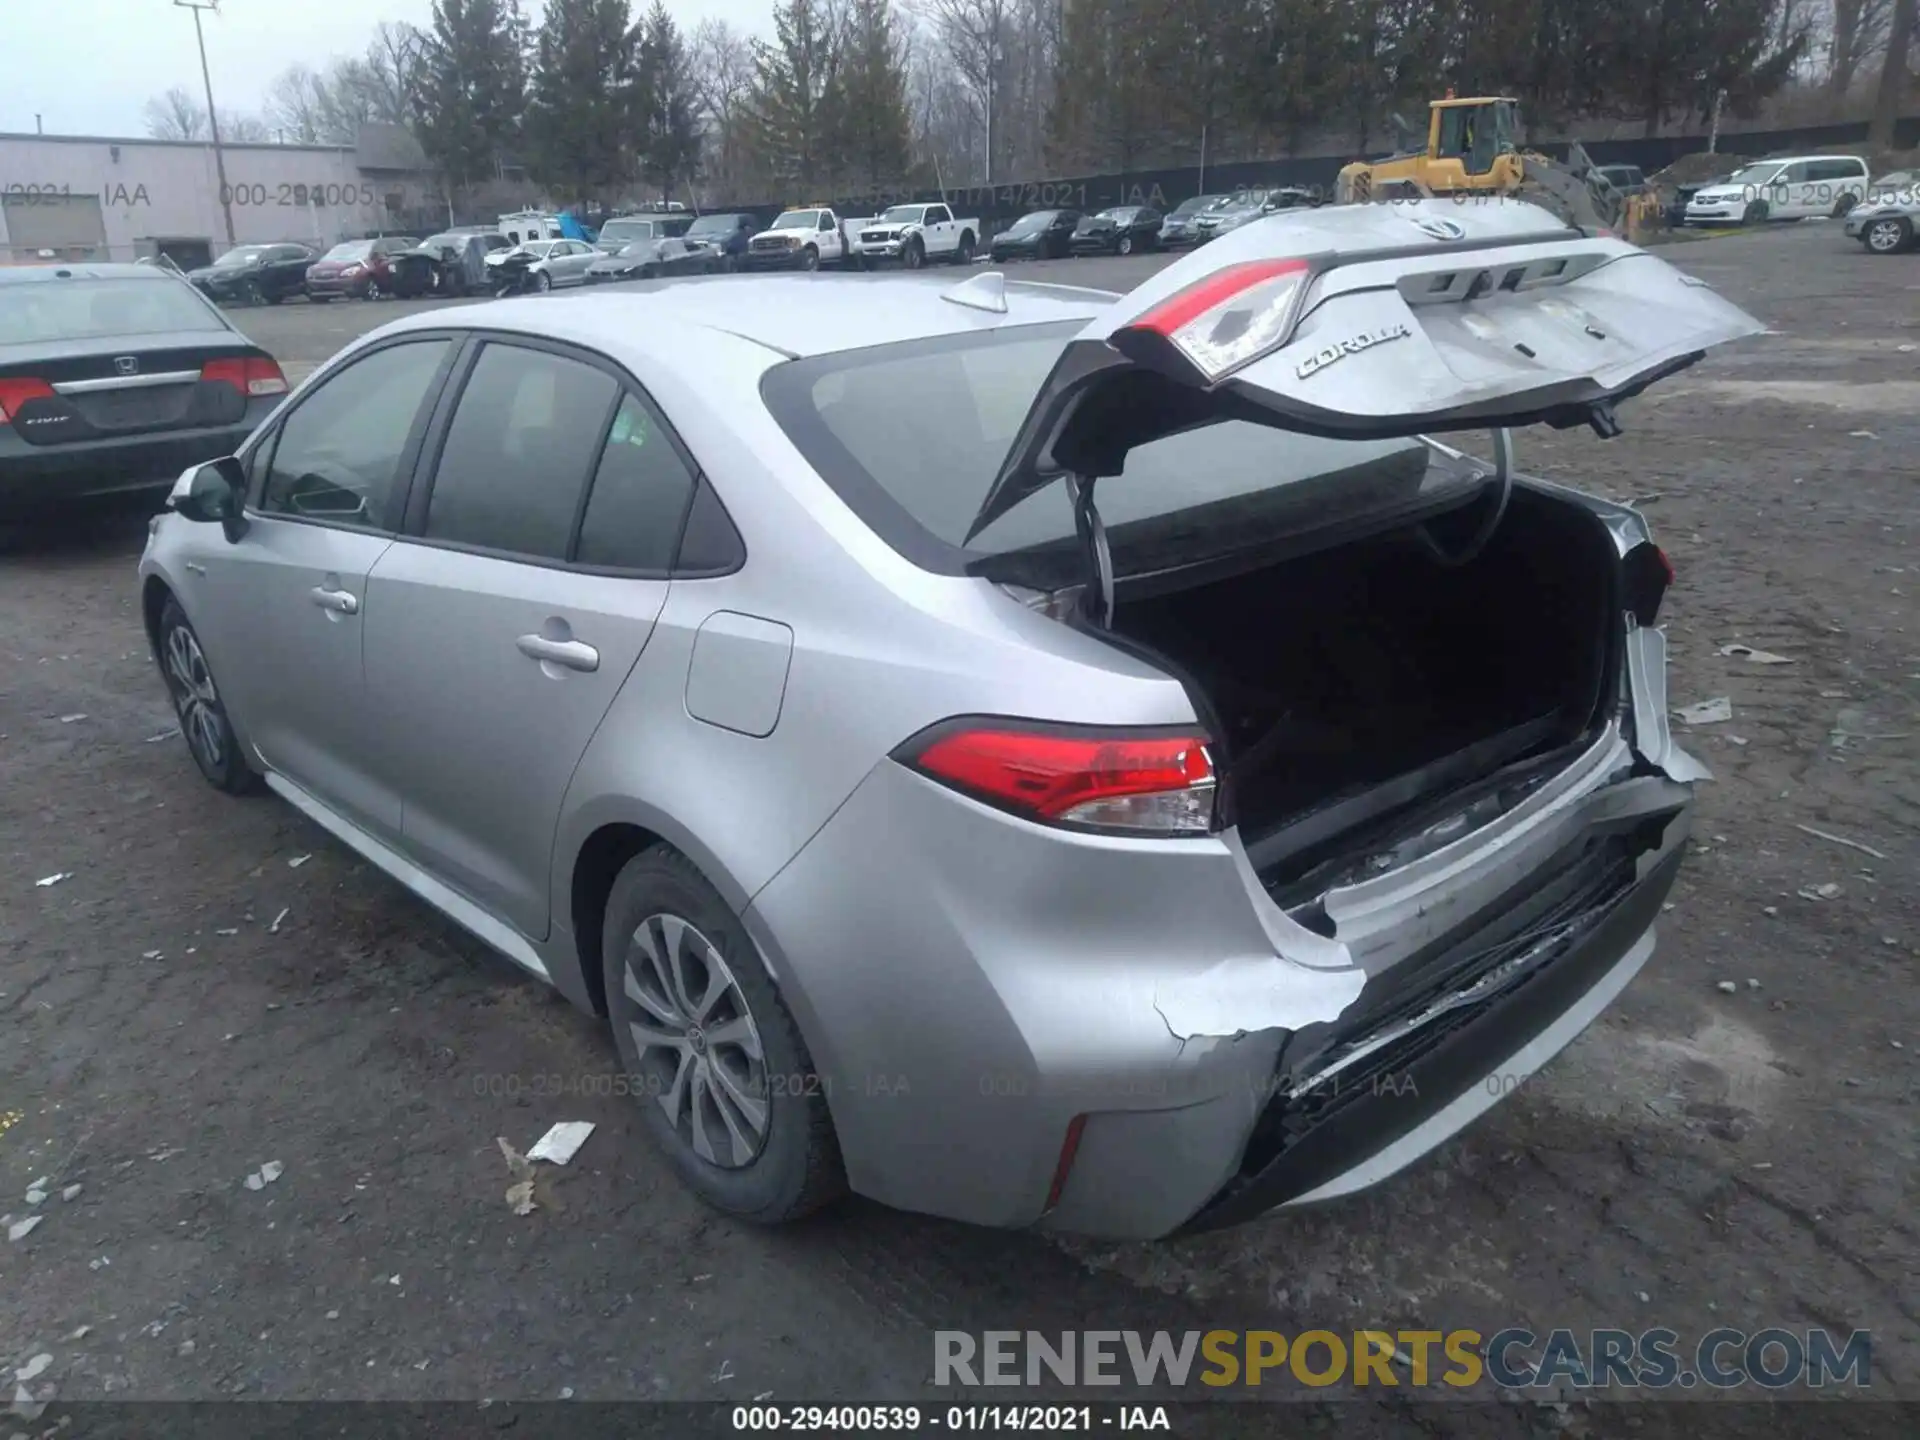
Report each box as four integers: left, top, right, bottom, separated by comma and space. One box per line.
173, 456, 248, 543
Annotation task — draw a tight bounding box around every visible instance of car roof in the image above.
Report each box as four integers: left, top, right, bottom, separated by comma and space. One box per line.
379, 273, 1116, 360
0, 262, 189, 284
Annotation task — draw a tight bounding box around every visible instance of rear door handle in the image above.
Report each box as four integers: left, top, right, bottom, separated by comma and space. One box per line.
310, 586, 359, 614
516, 634, 599, 673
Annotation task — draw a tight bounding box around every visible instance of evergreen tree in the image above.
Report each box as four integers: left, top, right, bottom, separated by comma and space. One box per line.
636, 0, 703, 201
414, 0, 528, 194
748, 0, 843, 196
525, 0, 637, 206
832, 0, 913, 190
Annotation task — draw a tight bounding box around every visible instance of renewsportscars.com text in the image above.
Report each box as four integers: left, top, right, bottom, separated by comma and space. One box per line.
934, 1328, 1871, 1391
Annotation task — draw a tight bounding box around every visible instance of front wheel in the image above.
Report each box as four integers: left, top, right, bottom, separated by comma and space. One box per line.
533, 270, 552, 292
799, 245, 819, 271
364, 278, 384, 300
156, 598, 260, 796
1117, 234, 1134, 256
903, 238, 925, 270
242, 279, 264, 306
603, 847, 846, 1223
1863, 216, 1913, 254
1742, 199, 1769, 226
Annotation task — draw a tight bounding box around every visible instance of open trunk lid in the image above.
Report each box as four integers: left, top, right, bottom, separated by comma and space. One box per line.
965, 199, 1762, 541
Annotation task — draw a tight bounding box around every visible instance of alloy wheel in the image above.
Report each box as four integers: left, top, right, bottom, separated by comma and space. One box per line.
622, 913, 770, 1169
163, 623, 225, 775
1866, 218, 1908, 253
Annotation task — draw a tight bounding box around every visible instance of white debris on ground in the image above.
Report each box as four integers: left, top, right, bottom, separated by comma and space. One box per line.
243, 1160, 285, 1191
497, 1137, 537, 1216
1717, 643, 1794, 664
269, 907, 290, 934
527, 1121, 595, 1166
1674, 697, 1733, 725
6, 1215, 43, 1242
13, 1355, 51, 1384
34, 873, 72, 888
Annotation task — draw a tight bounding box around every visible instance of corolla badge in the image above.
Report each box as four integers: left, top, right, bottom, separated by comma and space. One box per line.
1296, 323, 1414, 380
1411, 215, 1467, 242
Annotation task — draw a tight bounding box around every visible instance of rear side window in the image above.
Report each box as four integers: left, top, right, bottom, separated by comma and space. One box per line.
574, 393, 700, 571
423, 344, 619, 560
261, 339, 450, 528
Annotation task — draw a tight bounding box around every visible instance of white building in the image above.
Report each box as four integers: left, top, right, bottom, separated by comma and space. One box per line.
0, 124, 439, 268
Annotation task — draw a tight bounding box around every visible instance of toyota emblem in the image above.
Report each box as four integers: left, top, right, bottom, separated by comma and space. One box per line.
1412, 216, 1466, 242
114, 356, 139, 376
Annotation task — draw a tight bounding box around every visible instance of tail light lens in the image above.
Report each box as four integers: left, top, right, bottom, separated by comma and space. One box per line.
896, 720, 1217, 836
1623, 541, 1674, 625
201, 356, 288, 397
1114, 258, 1311, 383
0, 377, 56, 423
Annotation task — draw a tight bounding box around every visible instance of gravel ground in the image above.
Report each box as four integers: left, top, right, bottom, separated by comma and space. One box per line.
1, 223, 1914, 1431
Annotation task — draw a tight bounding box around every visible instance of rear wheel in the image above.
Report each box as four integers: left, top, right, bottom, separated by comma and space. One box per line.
602, 847, 845, 1224
156, 598, 260, 796
955, 232, 975, 263
1864, 216, 1912, 254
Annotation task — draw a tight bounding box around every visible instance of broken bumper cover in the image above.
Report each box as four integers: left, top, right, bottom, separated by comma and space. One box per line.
745, 733, 1691, 1239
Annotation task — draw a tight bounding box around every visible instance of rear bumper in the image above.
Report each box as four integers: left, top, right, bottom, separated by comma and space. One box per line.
0, 405, 273, 515
747, 727, 1691, 1239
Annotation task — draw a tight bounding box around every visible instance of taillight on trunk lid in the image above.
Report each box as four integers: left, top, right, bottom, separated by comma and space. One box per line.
200, 356, 289, 397
0, 377, 55, 423
895, 720, 1217, 836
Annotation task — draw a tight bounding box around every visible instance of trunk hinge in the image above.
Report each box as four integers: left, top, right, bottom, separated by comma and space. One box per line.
1065, 472, 1116, 628
1417, 426, 1513, 568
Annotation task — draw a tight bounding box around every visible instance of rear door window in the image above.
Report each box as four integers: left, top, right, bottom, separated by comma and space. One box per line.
421, 343, 620, 561
574, 392, 701, 572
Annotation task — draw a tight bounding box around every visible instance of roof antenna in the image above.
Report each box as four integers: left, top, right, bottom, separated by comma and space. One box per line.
941, 270, 1007, 314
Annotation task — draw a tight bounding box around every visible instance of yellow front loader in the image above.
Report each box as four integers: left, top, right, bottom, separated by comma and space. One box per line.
1335, 96, 1660, 237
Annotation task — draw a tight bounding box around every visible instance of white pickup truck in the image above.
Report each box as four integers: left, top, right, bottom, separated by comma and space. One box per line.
851, 203, 981, 268
742, 205, 872, 271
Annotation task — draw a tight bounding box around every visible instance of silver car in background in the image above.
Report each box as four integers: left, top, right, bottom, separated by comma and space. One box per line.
137, 202, 1759, 1238
1844, 170, 1918, 254
483, 237, 600, 293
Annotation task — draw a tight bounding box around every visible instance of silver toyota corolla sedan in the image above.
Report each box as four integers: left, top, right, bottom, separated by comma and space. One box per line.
138, 200, 1759, 1239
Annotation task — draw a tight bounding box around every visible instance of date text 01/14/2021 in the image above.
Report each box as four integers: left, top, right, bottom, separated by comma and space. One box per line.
730, 1405, 1173, 1431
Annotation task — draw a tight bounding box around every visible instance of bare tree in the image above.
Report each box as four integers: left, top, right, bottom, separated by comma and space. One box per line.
691, 18, 758, 200
1869, 0, 1916, 143
220, 109, 272, 143
143, 86, 207, 141
265, 65, 331, 143
912, 0, 1011, 182
1827, 0, 1895, 98
363, 21, 428, 124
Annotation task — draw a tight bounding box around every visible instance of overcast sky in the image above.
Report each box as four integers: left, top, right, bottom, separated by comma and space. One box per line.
5, 1, 769, 141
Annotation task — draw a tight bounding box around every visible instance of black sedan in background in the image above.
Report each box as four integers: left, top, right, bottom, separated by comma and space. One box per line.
989, 210, 1081, 261
186, 243, 316, 306
585, 237, 723, 282
0, 262, 287, 518
1070, 206, 1162, 255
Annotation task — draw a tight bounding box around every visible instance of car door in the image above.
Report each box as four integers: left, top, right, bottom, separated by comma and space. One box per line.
362, 340, 696, 939
266, 246, 310, 298
818, 211, 842, 261
188, 335, 458, 838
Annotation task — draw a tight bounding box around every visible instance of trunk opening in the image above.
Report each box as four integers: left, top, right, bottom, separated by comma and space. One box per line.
1108, 484, 1620, 892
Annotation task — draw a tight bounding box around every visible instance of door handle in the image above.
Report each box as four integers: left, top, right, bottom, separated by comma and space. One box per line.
309, 585, 359, 615
516, 634, 599, 673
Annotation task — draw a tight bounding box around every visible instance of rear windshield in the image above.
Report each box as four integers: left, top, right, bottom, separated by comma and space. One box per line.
0, 276, 225, 345
763, 322, 1429, 565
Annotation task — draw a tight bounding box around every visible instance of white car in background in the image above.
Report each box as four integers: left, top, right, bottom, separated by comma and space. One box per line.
852, 203, 981, 268
1684, 155, 1870, 226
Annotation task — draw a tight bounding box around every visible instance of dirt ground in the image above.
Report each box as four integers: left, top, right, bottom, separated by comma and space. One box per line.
1, 224, 1914, 1431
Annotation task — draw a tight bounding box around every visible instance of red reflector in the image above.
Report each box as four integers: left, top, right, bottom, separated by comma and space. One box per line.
1133, 258, 1308, 337
0, 376, 55, 423
1045, 1114, 1087, 1212
201, 355, 288, 397
1654, 545, 1675, 587
906, 726, 1213, 823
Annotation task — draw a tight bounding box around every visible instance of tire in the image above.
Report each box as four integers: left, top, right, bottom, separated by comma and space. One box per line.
640, 266, 657, 279
533, 270, 552, 292
242, 279, 264, 306
364, 278, 384, 301
799, 245, 819, 271
954, 232, 975, 264
1831, 193, 1857, 219
156, 597, 260, 796
1863, 216, 1912, 254
1742, 199, 1769, 226
903, 238, 925, 270
602, 847, 845, 1224
1117, 234, 1134, 256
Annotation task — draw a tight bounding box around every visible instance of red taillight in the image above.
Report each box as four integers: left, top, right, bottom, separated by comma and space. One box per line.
1623, 541, 1674, 625
1654, 545, 1675, 587
201, 355, 288, 397
0, 377, 55, 423
1116, 259, 1312, 383
1044, 1114, 1088, 1212
898, 721, 1216, 835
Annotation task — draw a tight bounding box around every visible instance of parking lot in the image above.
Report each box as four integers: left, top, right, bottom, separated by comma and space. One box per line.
2, 227, 1915, 1424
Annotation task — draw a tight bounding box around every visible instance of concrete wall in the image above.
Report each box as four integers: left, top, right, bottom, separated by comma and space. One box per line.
0, 132, 436, 260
